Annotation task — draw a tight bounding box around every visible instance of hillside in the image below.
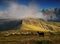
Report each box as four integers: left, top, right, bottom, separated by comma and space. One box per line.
0, 18, 60, 44
1, 18, 60, 35
42, 8, 60, 21
21, 18, 60, 32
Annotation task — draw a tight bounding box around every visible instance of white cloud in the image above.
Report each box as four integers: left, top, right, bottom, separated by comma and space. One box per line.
0, 2, 57, 21
7, 2, 46, 19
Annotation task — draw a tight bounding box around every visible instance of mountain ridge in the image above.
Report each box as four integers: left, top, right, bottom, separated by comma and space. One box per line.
0, 18, 60, 34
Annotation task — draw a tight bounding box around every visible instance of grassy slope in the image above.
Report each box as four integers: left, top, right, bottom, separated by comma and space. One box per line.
21, 18, 60, 32
1, 18, 60, 34
0, 18, 60, 44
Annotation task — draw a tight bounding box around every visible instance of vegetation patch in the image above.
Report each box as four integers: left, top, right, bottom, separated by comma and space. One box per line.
32, 40, 52, 44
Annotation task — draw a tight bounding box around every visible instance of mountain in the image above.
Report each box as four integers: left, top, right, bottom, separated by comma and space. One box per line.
0, 8, 60, 34
0, 18, 60, 35
21, 18, 60, 32
42, 8, 60, 21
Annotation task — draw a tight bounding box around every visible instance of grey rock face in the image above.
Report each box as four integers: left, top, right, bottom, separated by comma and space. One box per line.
42, 8, 60, 21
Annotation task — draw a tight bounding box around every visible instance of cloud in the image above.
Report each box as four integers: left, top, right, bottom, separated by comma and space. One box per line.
0, 1, 57, 21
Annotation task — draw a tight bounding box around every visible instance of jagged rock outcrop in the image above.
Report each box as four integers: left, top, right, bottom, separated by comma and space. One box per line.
42, 8, 60, 21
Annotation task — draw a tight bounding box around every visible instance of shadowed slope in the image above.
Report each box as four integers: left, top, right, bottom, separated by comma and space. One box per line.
0, 19, 22, 31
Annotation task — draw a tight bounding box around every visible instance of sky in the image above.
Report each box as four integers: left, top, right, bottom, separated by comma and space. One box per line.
0, 0, 60, 21
0, 0, 60, 10
34, 0, 60, 9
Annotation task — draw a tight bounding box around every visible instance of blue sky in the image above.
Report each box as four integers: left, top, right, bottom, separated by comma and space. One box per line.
0, 0, 60, 11
34, 0, 60, 9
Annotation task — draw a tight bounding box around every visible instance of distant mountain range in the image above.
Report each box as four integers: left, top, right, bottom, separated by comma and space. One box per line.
42, 8, 60, 21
